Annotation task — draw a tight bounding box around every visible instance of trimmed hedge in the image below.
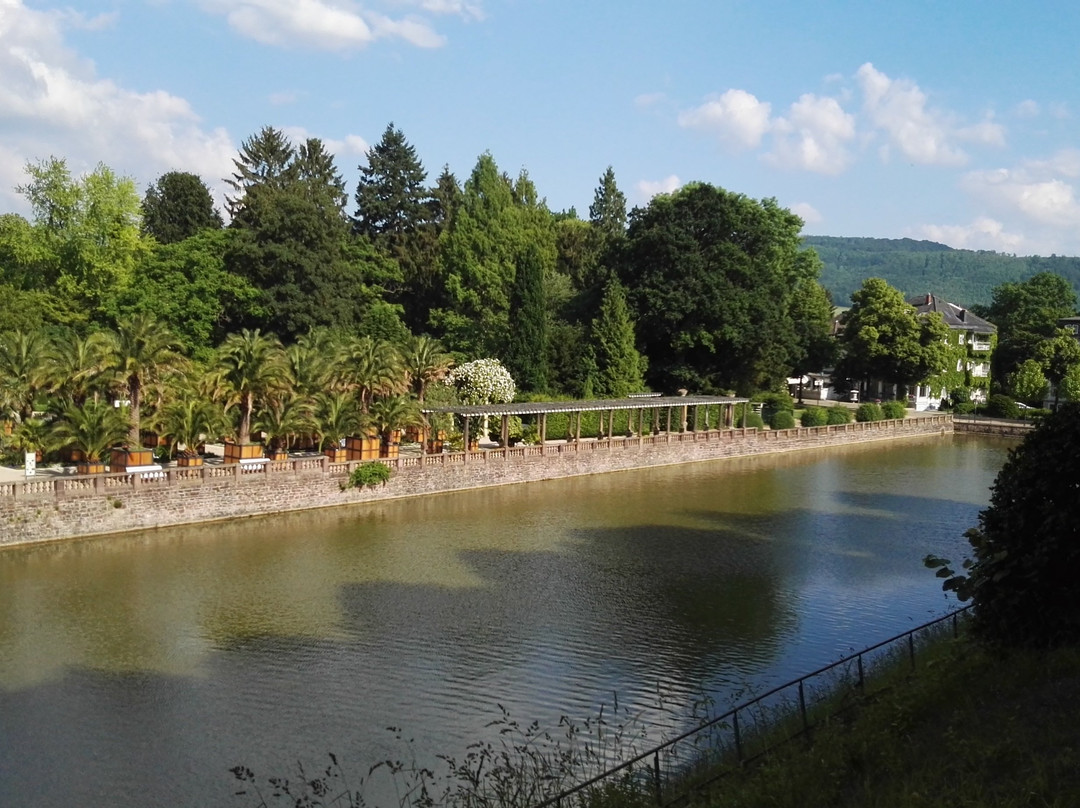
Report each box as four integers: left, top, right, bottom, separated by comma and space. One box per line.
827, 406, 853, 425
855, 402, 885, 422
881, 400, 907, 420
769, 409, 796, 430
800, 406, 829, 427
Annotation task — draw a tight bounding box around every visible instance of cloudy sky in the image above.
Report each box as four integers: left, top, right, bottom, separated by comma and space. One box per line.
3, 0, 1079, 255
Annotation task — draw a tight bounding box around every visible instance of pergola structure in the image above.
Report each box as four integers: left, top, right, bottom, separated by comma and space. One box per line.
421, 394, 750, 459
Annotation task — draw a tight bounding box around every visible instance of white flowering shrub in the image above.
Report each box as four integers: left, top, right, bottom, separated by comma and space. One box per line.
446, 358, 516, 405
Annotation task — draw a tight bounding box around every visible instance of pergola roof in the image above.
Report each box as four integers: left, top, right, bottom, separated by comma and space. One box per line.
422, 395, 748, 418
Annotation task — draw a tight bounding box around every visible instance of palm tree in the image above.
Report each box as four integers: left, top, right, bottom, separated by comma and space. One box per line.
105, 314, 182, 447
345, 336, 406, 411
255, 393, 314, 456
0, 329, 50, 423
403, 335, 453, 404
159, 394, 221, 458
51, 399, 130, 466
312, 391, 363, 452
286, 329, 345, 397
45, 329, 112, 407
368, 394, 423, 447
216, 329, 291, 445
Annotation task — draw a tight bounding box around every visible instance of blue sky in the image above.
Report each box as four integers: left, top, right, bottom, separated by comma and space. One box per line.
3, 0, 1080, 255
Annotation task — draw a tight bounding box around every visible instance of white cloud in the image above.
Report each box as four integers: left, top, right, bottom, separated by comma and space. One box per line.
636, 175, 681, 201
856, 62, 973, 166
790, 202, 822, 226
677, 89, 772, 149
194, 0, 448, 51
767, 94, 855, 174
964, 161, 1080, 230
280, 127, 370, 160
1015, 99, 1040, 118
412, 0, 484, 21
911, 217, 1025, 253
0, 0, 235, 213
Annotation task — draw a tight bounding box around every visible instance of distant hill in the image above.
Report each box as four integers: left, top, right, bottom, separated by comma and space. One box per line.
802, 236, 1080, 307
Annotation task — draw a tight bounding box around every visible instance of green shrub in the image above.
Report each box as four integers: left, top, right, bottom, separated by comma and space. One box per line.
769, 409, 796, 429
753, 391, 795, 412
954, 402, 976, 415
348, 462, 391, 489
1021, 407, 1051, 420
742, 411, 765, 429
880, 400, 906, 420
826, 406, 853, 425
985, 394, 1020, 419
855, 402, 884, 422
800, 406, 828, 427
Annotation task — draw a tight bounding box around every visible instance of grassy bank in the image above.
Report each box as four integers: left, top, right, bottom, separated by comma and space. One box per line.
693, 637, 1080, 808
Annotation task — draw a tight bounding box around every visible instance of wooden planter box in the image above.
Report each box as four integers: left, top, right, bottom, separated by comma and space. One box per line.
110, 448, 155, 471
140, 430, 169, 448
403, 426, 421, 443
379, 442, 399, 459
324, 447, 347, 462
266, 449, 289, 461
223, 442, 263, 463
61, 447, 85, 463
176, 454, 203, 467
425, 440, 444, 454
345, 433, 381, 461
77, 460, 106, 475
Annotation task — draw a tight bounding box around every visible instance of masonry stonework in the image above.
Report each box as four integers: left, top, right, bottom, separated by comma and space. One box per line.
0, 417, 952, 548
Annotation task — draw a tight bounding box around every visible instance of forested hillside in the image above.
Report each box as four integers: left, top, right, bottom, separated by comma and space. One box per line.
804, 236, 1080, 307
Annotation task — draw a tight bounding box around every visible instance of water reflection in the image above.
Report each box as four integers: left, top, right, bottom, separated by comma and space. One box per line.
0, 435, 1012, 808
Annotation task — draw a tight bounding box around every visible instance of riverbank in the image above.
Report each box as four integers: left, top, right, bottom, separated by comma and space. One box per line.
696, 636, 1080, 807
0, 415, 952, 547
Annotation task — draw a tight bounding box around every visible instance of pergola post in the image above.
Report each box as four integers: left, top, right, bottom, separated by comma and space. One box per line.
540, 413, 548, 454
500, 414, 509, 451
463, 416, 471, 462
607, 409, 614, 440
638, 407, 644, 444
575, 411, 582, 443
666, 407, 672, 441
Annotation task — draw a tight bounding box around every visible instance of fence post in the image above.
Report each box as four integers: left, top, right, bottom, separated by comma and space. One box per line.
733, 709, 743, 763
798, 680, 808, 734
653, 751, 662, 806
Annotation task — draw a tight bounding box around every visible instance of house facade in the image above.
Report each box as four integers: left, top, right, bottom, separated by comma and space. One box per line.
906, 293, 996, 410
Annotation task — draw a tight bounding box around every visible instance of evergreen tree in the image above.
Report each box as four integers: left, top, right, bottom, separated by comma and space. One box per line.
141, 171, 222, 244
588, 166, 627, 242
224, 126, 296, 220
352, 123, 429, 239
591, 280, 645, 397
504, 243, 548, 392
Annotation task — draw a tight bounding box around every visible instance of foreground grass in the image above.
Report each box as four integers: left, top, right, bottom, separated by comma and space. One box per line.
693, 638, 1080, 808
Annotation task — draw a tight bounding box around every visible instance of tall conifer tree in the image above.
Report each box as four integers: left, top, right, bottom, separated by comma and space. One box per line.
505, 243, 548, 392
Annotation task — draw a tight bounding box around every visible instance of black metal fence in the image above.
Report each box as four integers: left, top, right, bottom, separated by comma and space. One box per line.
535, 606, 972, 808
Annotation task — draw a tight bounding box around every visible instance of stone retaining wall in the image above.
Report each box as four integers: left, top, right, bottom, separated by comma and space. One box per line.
0, 416, 952, 548
952, 417, 1034, 438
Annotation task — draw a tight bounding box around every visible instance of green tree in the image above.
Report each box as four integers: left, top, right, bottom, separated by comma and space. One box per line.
504, 243, 548, 392
107, 229, 261, 360
15, 158, 150, 316
431, 154, 555, 357
929, 405, 1080, 646
1009, 358, 1048, 405
590, 280, 645, 397
836, 278, 950, 396
789, 254, 837, 400
0, 329, 50, 422
588, 166, 627, 243
984, 272, 1077, 382
216, 329, 290, 445
51, 398, 129, 462
141, 171, 222, 244
1036, 330, 1080, 408
224, 126, 297, 219
353, 123, 429, 240
402, 335, 453, 404
617, 183, 806, 393
105, 313, 183, 446
45, 329, 112, 407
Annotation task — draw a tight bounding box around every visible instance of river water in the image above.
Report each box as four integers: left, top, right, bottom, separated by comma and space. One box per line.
0, 434, 1012, 807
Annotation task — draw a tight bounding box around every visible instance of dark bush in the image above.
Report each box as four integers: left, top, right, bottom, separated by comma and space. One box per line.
985, 394, 1020, 419
769, 409, 796, 430
927, 405, 1080, 647
800, 406, 828, 427
855, 402, 884, 422
880, 400, 906, 420
742, 411, 765, 429
826, 406, 853, 425
954, 402, 976, 415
